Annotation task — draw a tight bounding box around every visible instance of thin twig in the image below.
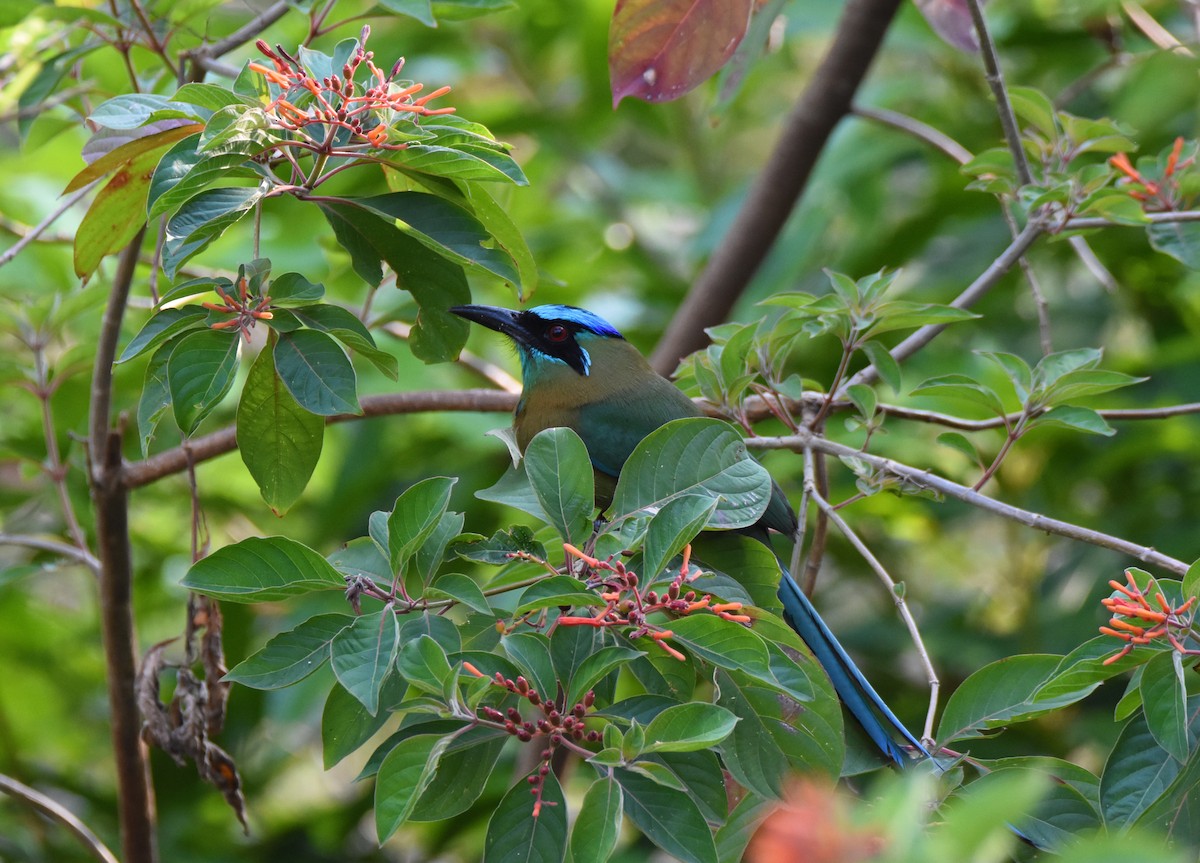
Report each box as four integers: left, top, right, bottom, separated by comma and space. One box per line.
1065, 210, 1200, 229
852, 105, 973, 165
751, 430, 1190, 575
966, 0, 1032, 187
1002, 205, 1053, 354
0, 774, 120, 863
0, 181, 99, 269
804, 450, 940, 742
872, 400, 1200, 430
0, 533, 100, 572
1067, 235, 1120, 293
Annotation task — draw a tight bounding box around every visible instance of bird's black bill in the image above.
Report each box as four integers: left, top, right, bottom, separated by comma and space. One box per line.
449, 305, 529, 341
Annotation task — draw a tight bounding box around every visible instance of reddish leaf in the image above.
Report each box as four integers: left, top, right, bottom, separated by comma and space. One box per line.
914, 0, 980, 52
609, 0, 753, 107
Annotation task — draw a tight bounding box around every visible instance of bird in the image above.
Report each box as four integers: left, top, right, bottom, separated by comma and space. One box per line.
450, 302, 927, 766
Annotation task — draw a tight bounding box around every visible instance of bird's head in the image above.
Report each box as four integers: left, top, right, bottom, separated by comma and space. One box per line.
449, 304, 624, 380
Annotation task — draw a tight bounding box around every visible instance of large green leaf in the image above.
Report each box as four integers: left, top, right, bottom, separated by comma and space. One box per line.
614, 768, 717, 863
330, 608, 399, 714
1139, 651, 1190, 763
642, 702, 738, 753
223, 612, 352, 689
163, 186, 262, 278
375, 733, 453, 842
641, 494, 719, 580
937, 654, 1073, 743
318, 201, 469, 363
524, 427, 595, 546
386, 477, 457, 573
570, 777, 623, 863
167, 329, 240, 433
237, 344, 324, 515
1100, 710, 1184, 829
273, 329, 361, 416
118, 306, 208, 363
610, 418, 772, 530
483, 770, 567, 862
146, 132, 261, 219
181, 536, 344, 602
353, 192, 520, 284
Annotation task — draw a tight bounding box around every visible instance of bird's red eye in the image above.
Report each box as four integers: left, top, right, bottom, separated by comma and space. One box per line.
546, 324, 569, 342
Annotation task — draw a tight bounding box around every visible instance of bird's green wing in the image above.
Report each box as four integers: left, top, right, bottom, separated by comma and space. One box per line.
574, 377, 702, 480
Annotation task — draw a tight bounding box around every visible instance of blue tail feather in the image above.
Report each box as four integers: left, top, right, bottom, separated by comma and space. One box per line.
775, 562, 929, 766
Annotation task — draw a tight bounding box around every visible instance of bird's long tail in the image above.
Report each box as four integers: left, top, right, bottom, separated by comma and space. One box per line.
775, 563, 929, 766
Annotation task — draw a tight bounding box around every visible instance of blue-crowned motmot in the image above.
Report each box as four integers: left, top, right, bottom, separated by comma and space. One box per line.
451, 303, 926, 765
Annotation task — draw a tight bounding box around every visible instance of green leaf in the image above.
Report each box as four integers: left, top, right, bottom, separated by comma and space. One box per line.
452, 526, 546, 565
352, 192, 519, 284
457, 180, 538, 299
223, 612, 351, 688
524, 427, 595, 546
641, 495, 719, 580
715, 793, 773, 863
330, 609, 399, 715
861, 300, 979, 338
514, 575, 604, 614
614, 768, 717, 863
1031, 405, 1115, 436
322, 678, 407, 769
501, 632, 557, 704
611, 418, 772, 530
267, 272, 325, 306
643, 703, 738, 753
1033, 636, 1155, 703
1184, 558, 1200, 603
396, 634, 455, 696
483, 770, 566, 862
181, 536, 344, 601
980, 351, 1032, 402
1140, 650, 1189, 762
476, 463, 549, 522
163, 186, 262, 279
318, 201, 469, 363
146, 132, 260, 220
1008, 86, 1058, 136
1148, 220, 1200, 269
662, 614, 771, 678
237, 344, 324, 515
378, 0, 437, 25
72, 142, 165, 278
936, 432, 982, 465
566, 646, 644, 710
167, 329, 240, 433
406, 726, 508, 820
937, 654, 1074, 743
287, 303, 398, 380
137, 344, 174, 456
911, 374, 1009, 417
1100, 709, 1184, 829
375, 733, 453, 842
273, 329, 360, 416
387, 477, 457, 572
118, 306, 208, 363
425, 572, 492, 615
571, 777, 623, 863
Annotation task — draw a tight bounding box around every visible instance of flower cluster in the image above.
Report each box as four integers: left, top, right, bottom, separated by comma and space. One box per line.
463, 663, 599, 817
1099, 569, 1197, 665
1110, 137, 1196, 212
203, 276, 273, 342
249, 26, 454, 155
556, 543, 751, 661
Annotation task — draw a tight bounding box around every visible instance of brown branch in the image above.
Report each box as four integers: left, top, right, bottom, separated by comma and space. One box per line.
0, 774, 120, 863
649, 0, 906, 373
966, 0, 1033, 187
88, 228, 159, 863
122, 389, 519, 488
1065, 210, 1200, 230
0, 182, 98, 269
852, 105, 973, 165
751, 430, 1190, 575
